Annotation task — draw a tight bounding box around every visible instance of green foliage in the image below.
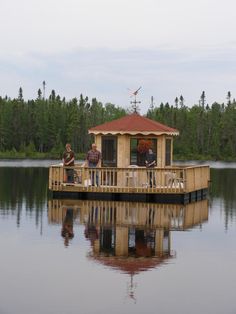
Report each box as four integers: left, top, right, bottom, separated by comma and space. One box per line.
148, 100, 236, 160
0, 90, 127, 158
0, 88, 236, 160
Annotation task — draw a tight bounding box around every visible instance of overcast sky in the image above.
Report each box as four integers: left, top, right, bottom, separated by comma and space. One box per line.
0, 0, 236, 112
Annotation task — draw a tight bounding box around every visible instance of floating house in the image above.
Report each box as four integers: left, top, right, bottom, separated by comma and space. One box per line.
49, 112, 210, 203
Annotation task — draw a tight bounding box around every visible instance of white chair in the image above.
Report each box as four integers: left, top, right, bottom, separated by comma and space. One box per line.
126, 165, 138, 187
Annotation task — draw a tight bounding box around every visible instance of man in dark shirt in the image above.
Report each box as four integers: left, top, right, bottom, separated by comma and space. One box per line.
86, 143, 101, 186
145, 148, 156, 187
63, 143, 75, 183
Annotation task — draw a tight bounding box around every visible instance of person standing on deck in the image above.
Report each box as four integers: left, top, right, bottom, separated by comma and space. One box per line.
86, 143, 101, 186
145, 148, 156, 188
62, 143, 75, 183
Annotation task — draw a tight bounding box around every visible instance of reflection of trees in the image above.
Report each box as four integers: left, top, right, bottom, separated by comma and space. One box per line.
0, 167, 48, 227
210, 169, 236, 228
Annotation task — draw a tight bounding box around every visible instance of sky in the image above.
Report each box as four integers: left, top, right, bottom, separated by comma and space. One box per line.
0, 0, 236, 113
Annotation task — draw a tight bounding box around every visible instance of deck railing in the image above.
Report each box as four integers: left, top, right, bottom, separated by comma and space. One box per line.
49, 164, 210, 194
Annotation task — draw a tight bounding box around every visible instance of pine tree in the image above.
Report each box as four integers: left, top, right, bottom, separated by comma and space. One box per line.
179, 95, 184, 108
18, 87, 23, 101
175, 97, 179, 108
226, 91, 231, 106
200, 91, 206, 108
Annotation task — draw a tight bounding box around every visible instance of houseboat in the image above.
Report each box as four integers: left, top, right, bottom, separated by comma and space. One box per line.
49, 112, 210, 203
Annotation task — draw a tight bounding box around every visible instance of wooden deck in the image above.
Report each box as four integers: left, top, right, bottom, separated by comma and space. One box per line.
49, 164, 210, 203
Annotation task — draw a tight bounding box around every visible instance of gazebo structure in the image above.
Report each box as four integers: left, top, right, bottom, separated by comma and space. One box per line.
89, 112, 179, 168
49, 113, 210, 203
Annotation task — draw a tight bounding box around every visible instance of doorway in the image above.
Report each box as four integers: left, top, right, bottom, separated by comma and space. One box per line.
101, 136, 117, 167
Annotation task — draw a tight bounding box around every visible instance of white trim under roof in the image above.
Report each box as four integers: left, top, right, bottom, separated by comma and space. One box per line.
88, 130, 179, 136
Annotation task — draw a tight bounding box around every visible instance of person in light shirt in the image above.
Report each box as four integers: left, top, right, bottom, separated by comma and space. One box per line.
86, 143, 101, 186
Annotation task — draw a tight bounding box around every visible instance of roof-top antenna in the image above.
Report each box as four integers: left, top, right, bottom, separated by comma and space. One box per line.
129, 86, 141, 113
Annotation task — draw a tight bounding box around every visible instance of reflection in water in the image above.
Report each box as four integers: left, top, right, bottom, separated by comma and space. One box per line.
0, 167, 48, 227
48, 199, 208, 299
61, 208, 75, 247
0, 165, 235, 313
211, 168, 236, 228
49, 201, 79, 247
0, 166, 234, 231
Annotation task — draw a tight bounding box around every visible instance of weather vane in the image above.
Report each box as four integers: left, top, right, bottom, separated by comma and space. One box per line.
129, 86, 142, 113
125, 274, 137, 304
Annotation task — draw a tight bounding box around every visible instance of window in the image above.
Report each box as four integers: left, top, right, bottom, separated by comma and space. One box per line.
130, 138, 157, 166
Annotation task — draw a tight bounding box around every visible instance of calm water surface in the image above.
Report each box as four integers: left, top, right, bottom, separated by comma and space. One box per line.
0, 161, 236, 314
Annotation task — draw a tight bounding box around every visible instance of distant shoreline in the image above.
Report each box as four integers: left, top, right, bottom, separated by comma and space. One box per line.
0, 152, 235, 162
0, 152, 86, 160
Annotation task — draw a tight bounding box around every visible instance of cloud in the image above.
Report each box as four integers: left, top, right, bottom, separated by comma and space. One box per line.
1, 0, 236, 111
1, 0, 236, 55
0, 46, 235, 112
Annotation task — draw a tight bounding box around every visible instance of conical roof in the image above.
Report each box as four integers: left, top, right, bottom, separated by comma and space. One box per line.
89, 113, 179, 136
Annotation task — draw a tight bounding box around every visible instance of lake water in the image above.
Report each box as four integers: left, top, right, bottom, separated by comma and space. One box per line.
0, 161, 235, 314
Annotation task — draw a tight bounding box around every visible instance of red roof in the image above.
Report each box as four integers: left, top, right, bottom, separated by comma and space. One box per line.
89, 113, 179, 135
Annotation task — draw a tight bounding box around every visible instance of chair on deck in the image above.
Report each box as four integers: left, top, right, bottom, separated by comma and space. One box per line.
165, 171, 184, 188
126, 165, 138, 187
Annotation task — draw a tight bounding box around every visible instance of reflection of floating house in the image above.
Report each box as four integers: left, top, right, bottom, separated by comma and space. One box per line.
48, 199, 208, 274
48, 198, 209, 302
48, 199, 209, 230
49, 113, 210, 203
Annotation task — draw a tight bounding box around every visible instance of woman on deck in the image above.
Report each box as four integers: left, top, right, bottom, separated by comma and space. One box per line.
62, 143, 75, 183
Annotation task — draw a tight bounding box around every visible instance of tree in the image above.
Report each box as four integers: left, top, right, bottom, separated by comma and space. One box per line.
226, 91, 231, 106
179, 95, 184, 108
37, 89, 42, 100
42, 81, 46, 99
175, 97, 179, 108
200, 91, 206, 108
18, 87, 23, 101
49, 90, 56, 102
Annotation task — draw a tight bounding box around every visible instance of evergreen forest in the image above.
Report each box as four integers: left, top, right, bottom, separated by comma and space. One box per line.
0, 88, 235, 160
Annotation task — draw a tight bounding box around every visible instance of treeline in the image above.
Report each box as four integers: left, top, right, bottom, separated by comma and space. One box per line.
0, 89, 127, 157
147, 98, 236, 160
0, 88, 236, 160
